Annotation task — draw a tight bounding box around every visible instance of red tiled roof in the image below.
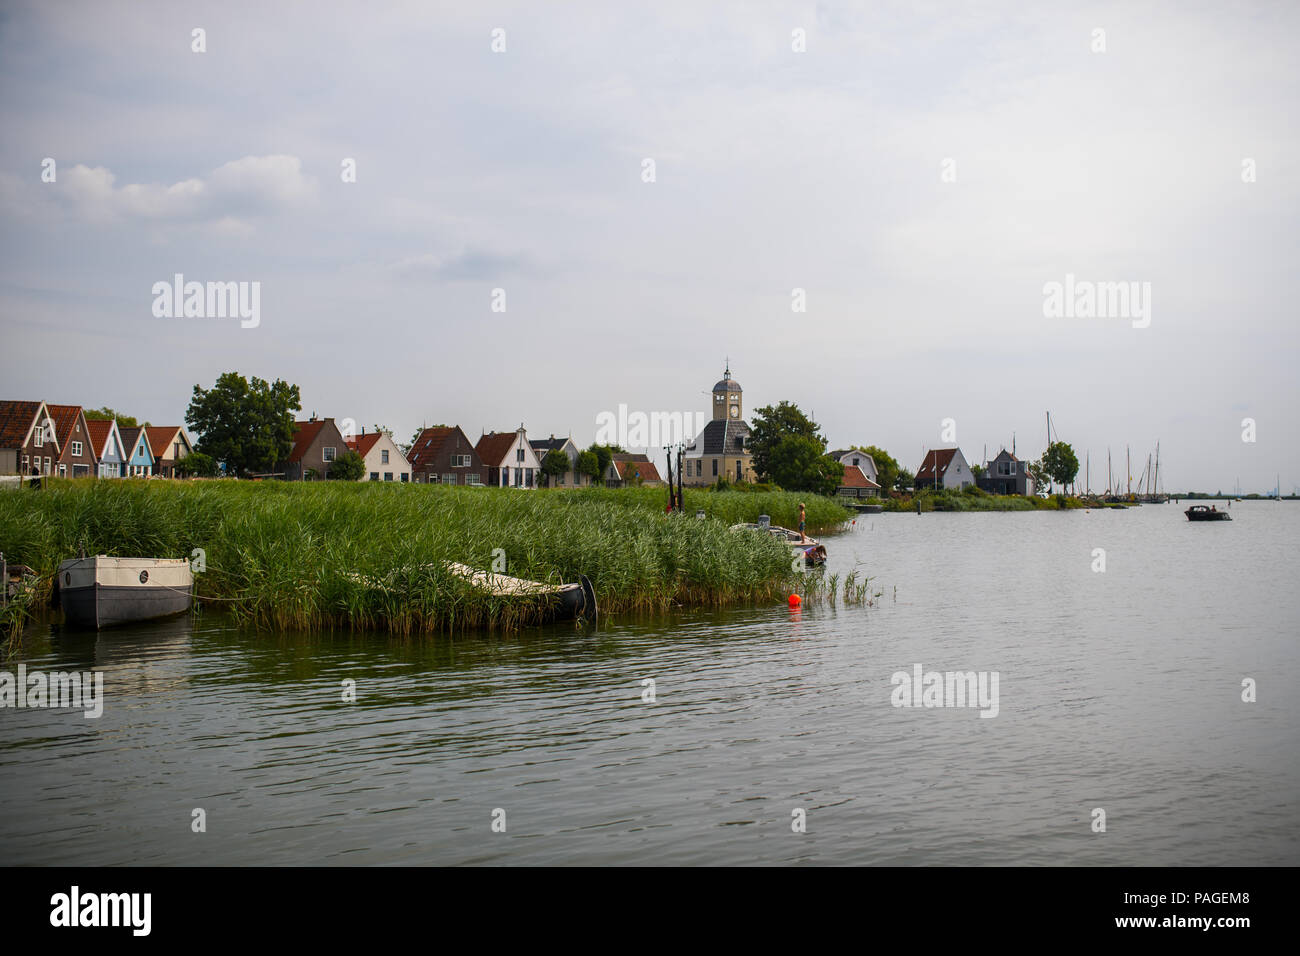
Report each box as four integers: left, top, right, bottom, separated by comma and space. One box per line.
85, 419, 115, 457
838, 465, 880, 489
144, 426, 183, 460
916, 448, 957, 482
346, 433, 382, 457
407, 426, 457, 472
613, 456, 661, 482
475, 431, 520, 468
45, 404, 83, 448
0, 401, 43, 448
288, 420, 327, 463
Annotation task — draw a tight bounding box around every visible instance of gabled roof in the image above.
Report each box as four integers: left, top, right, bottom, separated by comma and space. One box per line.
988, 448, 1021, 464
144, 426, 187, 459
611, 454, 661, 482
346, 432, 382, 458
530, 435, 575, 453
119, 426, 153, 462
838, 465, 880, 489
476, 430, 523, 468
45, 404, 85, 449
916, 448, 958, 482
288, 420, 329, 463
0, 401, 45, 448
407, 426, 461, 472
85, 419, 120, 458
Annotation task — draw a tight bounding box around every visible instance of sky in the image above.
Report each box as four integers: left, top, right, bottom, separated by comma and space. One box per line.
1, 0, 1296, 493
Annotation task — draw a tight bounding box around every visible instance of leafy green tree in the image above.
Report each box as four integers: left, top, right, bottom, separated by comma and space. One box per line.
1025, 459, 1050, 496
328, 450, 366, 480
185, 372, 302, 477
749, 402, 842, 495
575, 450, 601, 484
895, 468, 915, 492
853, 445, 899, 493
971, 464, 986, 479
1042, 441, 1080, 492
84, 407, 139, 428
174, 452, 218, 478
541, 449, 570, 486
585, 443, 624, 485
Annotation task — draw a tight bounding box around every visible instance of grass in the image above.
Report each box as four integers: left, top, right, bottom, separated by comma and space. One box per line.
0, 480, 850, 638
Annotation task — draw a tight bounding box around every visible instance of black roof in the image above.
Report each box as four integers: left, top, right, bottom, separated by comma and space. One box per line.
529, 436, 571, 452
689, 418, 751, 455
713, 378, 742, 393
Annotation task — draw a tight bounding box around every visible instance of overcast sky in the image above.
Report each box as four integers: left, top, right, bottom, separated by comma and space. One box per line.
1, 1, 1296, 492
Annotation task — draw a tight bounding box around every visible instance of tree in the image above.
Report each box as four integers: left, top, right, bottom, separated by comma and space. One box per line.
895, 468, 915, 493
585, 443, 624, 485
1025, 459, 1050, 497
174, 451, 218, 478
328, 450, 366, 481
85, 407, 139, 428
575, 450, 601, 484
541, 449, 569, 487
971, 464, 986, 479
1042, 441, 1080, 492
749, 402, 842, 495
854, 445, 899, 493
185, 372, 302, 478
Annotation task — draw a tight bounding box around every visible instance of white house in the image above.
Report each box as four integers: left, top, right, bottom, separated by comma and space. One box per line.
915, 447, 974, 490
529, 434, 590, 488
829, 448, 881, 487
347, 430, 412, 483
476, 426, 542, 488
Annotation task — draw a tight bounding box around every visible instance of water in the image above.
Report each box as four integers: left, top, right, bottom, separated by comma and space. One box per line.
2, 501, 1297, 865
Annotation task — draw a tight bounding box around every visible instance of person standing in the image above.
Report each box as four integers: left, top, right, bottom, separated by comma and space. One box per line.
798, 502, 807, 543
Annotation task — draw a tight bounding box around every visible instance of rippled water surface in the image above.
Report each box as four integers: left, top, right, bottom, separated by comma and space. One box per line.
2, 501, 1297, 865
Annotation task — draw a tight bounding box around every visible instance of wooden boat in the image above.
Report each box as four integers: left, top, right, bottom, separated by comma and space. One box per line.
55, 556, 193, 629
1185, 505, 1231, 522
445, 562, 597, 624
730, 523, 828, 565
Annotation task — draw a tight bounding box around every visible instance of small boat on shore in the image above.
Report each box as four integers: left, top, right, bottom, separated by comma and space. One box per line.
1185, 505, 1231, 522
55, 555, 193, 629
730, 523, 828, 566
445, 562, 597, 624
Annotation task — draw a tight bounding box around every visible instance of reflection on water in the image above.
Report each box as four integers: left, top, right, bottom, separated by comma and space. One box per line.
1, 502, 1297, 865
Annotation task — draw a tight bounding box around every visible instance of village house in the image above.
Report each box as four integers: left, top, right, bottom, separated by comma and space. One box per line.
915, 447, 975, 491
606, 453, 664, 488
45, 405, 98, 478
829, 448, 881, 490
407, 425, 487, 486
85, 419, 127, 478
477, 426, 541, 488
118, 426, 156, 477
144, 426, 193, 478
347, 429, 412, 482
835, 464, 882, 500
0, 400, 57, 477
977, 448, 1032, 496
529, 434, 590, 488
283, 417, 347, 481
683, 365, 756, 486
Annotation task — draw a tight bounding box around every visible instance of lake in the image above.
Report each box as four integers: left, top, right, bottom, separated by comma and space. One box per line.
2, 500, 1296, 865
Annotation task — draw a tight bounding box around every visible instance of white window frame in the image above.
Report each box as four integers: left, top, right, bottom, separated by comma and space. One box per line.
322, 446, 337, 462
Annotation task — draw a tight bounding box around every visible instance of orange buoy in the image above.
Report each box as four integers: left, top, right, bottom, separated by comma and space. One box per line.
788, 593, 801, 608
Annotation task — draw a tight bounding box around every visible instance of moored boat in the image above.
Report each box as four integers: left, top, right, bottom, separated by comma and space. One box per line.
56, 556, 193, 629
1185, 505, 1231, 522
444, 562, 597, 624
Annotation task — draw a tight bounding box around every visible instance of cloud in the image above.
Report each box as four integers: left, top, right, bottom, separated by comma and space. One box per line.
387, 248, 534, 281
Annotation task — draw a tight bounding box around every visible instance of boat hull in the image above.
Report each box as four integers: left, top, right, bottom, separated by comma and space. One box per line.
1184, 508, 1231, 522
57, 557, 193, 629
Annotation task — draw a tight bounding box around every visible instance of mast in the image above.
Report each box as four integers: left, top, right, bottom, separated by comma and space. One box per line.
1153, 442, 1160, 496
1108, 448, 1112, 496
1127, 446, 1131, 497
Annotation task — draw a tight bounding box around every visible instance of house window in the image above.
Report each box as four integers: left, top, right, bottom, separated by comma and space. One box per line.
558, 472, 565, 485
381, 449, 389, 464
383, 472, 393, 481
452, 455, 470, 467
525, 468, 534, 488
323, 446, 336, 462
443, 473, 455, 485
370, 472, 379, 481
712, 459, 718, 476
21, 455, 28, 472
467, 473, 483, 486
44, 457, 51, 475
58, 464, 67, 477
516, 448, 524, 462
514, 467, 522, 486
71, 441, 83, 456
400, 473, 408, 482
33, 428, 43, 448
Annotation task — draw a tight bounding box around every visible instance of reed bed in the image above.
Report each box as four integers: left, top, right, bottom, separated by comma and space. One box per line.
0, 479, 831, 636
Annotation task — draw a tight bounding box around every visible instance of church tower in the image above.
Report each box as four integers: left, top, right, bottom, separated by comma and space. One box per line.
712, 362, 742, 422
